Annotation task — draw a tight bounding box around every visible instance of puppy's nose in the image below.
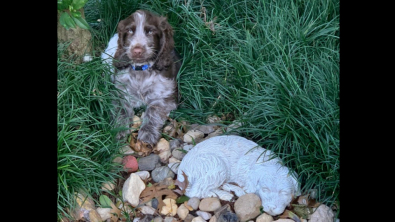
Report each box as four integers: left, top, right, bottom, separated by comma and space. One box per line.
132, 47, 144, 56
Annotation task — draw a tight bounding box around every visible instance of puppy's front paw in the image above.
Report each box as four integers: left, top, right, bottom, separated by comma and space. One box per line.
134, 140, 153, 156
137, 127, 161, 145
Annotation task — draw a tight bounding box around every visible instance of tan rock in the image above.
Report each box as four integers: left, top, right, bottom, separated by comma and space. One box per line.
256, 213, 273, 222
156, 138, 170, 152
177, 203, 189, 220
112, 156, 123, 164
101, 181, 115, 191
159, 149, 171, 163
183, 130, 204, 143
135, 170, 150, 180
192, 216, 206, 222
72, 192, 102, 222
122, 173, 146, 207
273, 219, 295, 222
96, 207, 112, 221
139, 205, 156, 215
120, 145, 135, 155
309, 204, 334, 222
209, 215, 217, 222
199, 197, 221, 211
234, 193, 261, 221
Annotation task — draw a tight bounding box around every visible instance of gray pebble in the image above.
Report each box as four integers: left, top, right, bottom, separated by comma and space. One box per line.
138, 154, 160, 171
151, 166, 175, 183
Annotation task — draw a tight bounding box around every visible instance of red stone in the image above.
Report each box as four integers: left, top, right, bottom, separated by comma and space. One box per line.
122, 155, 138, 173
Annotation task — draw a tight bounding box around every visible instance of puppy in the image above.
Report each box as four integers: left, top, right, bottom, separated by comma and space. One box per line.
101, 10, 181, 155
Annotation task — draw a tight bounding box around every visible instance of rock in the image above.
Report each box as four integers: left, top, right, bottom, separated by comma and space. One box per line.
139, 205, 156, 215
169, 157, 181, 163
209, 215, 217, 222
225, 120, 242, 133
207, 115, 221, 123
123, 155, 139, 173
160, 198, 178, 216
169, 139, 182, 150
172, 148, 187, 160
135, 171, 150, 180
168, 162, 180, 174
199, 197, 221, 211
309, 204, 334, 222
234, 193, 261, 221
200, 128, 223, 142
159, 149, 171, 163
213, 204, 231, 217
192, 216, 206, 222
112, 156, 123, 164
164, 216, 177, 222
120, 145, 135, 155
156, 138, 170, 152
177, 204, 189, 220
156, 138, 171, 163
158, 177, 175, 187
151, 166, 175, 183
217, 211, 239, 222
255, 213, 273, 222
138, 154, 161, 171
122, 173, 146, 207
195, 125, 216, 134
163, 125, 174, 135
131, 115, 142, 131
197, 211, 212, 220
184, 214, 195, 222
146, 198, 159, 210
272, 220, 294, 222
96, 207, 111, 221
101, 181, 115, 191
183, 130, 205, 143
153, 216, 164, 222
182, 144, 194, 152
72, 192, 103, 222
135, 215, 155, 222
187, 197, 201, 210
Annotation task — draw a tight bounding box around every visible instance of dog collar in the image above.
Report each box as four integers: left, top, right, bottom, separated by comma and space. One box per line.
131, 64, 150, 71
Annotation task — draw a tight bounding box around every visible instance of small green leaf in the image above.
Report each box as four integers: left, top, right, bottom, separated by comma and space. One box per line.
147, 182, 153, 187
72, 16, 90, 30
72, 0, 88, 10
99, 195, 113, 209
59, 12, 75, 30
57, 0, 72, 11
176, 195, 190, 203
71, 11, 81, 18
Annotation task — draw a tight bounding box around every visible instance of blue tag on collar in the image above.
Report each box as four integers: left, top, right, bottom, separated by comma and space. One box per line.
131, 64, 149, 71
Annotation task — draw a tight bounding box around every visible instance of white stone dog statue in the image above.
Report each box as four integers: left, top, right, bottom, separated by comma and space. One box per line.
176, 135, 300, 216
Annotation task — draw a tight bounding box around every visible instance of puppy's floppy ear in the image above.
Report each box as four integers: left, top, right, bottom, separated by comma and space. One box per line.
113, 16, 133, 68
153, 16, 175, 71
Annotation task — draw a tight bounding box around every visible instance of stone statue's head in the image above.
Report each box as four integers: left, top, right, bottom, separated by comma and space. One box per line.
253, 162, 300, 216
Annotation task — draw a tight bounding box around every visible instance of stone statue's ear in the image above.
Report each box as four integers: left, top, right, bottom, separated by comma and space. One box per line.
290, 171, 301, 196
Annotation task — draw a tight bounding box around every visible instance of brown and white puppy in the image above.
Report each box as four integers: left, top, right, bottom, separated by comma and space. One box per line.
101, 10, 181, 155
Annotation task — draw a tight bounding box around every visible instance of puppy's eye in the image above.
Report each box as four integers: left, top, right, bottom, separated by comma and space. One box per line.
147, 30, 152, 35
128, 29, 134, 34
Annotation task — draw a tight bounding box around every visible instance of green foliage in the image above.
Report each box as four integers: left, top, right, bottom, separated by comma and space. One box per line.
59, 0, 340, 219
57, 43, 125, 220
58, 0, 90, 30
99, 195, 113, 208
